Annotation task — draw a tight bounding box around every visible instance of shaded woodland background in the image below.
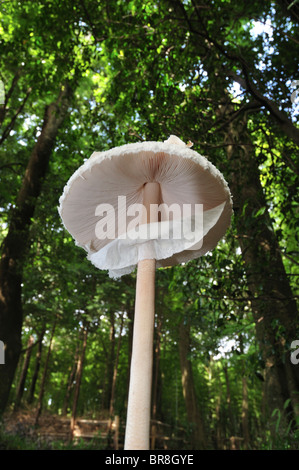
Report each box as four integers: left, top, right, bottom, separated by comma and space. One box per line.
0, 0, 298, 450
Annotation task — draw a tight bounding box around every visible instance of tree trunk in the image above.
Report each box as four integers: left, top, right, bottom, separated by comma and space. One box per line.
108, 313, 124, 440
62, 340, 80, 416
106, 311, 116, 410
178, 320, 206, 449
109, 312, 125, 421
242, 376, 249, 449
35, 319, 57, 425
223, 364, 235, 438
214, 369, 223, 449
27, 328, 45, 405
100, 311, 116, 412
70, 323, 88, 439
0, 69, 21, 127
0, 85, 32, 146
107, 313, 124, 448
14, 335, 34, 410
240, 334, 250, 449
0, 82, 73, 415
218, 100, 299, 424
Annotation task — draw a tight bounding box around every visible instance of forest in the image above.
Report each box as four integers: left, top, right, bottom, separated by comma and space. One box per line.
0, 0, 298, 451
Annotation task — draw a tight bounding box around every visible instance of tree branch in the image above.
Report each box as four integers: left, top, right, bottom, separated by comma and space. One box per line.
171, 0, 299, 145
0, 87, 32, 146
0, 162, 24, 173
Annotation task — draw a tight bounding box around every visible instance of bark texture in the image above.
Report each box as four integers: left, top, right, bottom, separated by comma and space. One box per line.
0, 83, 73, 414
219, 100, 299, 423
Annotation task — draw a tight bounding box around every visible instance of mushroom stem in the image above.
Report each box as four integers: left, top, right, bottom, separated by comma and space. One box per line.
124, 182, 160, 450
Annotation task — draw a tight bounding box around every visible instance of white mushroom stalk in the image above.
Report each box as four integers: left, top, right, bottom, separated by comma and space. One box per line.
58, 135, 232, 450
124, 182, 160, 450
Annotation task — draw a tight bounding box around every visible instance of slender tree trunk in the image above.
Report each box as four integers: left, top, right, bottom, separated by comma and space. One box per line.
70, 324, 88, 439
108, 312, 125, 449
218, 99, 299, 424
240, 334, 250, 449
0, 86, 32, 146
214, 371, 223, 449
242, 376, 249, 449
106, 311, 116, 410
223, 364, 234, 437
14, 335, 34, 410
0, 82, 73, 415
178, 320, 206, 450
100, 312, 116, 412
0, 69, 21, 127
62, 340, 80, 416
109, 312, 125, 422
35, 319, 57, 425
27, 329, 45, 405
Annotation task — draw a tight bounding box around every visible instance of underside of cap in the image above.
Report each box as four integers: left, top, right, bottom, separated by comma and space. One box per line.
59, 136, 233, 278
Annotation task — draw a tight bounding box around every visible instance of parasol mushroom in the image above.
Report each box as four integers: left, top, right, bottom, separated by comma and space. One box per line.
58, 135, 232, 450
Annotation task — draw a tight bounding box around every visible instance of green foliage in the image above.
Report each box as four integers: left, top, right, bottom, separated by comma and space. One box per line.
0, 428, 39, 450
1, 0, 298, 450
258, 400, 299, 450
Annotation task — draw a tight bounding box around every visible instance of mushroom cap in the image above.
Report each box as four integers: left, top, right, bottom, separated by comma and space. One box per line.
59, 136, 232, 278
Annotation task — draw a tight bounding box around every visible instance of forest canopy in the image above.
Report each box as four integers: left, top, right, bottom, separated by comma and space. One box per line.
0, 0, 298, 450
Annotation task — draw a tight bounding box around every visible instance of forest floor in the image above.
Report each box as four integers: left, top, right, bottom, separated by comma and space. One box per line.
3, 410, 298, 451
1, 408, 187, 450
1, 408, 118, 449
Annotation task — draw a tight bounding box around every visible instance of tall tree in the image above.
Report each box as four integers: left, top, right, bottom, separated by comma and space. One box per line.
0, 83, 73, 414
14, 335, 34, 410
62, 338, 81, 416
218, 99, 299, 422
27, 328, 45, 405
70, 322, 89, 439
178, 319, 206, 449
35, 317, 57, 425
